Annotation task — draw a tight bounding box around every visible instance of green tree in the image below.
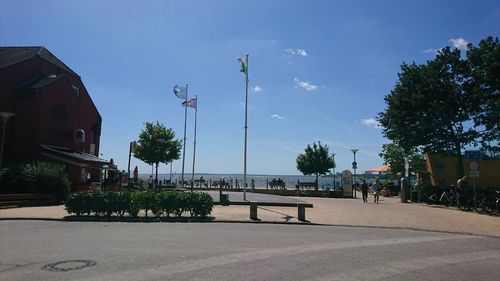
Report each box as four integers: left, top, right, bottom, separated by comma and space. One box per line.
134, 122, 181, 184
296, 142, 335, 190
378, 47, 479, 178
467, 36, 500, 152
379, 143, 425, 177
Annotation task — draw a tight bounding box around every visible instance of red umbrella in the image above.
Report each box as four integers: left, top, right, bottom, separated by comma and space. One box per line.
365, 165, 390, 173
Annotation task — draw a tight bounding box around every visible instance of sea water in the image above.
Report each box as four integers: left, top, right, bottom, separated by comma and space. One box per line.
139, 173, 342, 189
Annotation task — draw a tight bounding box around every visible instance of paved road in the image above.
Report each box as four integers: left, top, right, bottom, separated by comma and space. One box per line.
1, 221, 499, 281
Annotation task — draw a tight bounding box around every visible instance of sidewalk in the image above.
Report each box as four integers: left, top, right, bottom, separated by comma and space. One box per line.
1, 195, 499, 238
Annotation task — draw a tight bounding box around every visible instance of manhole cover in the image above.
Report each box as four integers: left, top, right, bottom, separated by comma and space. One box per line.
42, 260, 96, 272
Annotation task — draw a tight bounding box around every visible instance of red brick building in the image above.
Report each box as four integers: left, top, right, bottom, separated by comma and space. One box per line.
0, 46, 108, 190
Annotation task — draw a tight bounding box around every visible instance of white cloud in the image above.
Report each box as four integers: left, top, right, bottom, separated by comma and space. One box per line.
449, 38, 468, 50
294, 78, 318, 91
271, 114, 285, 120
296, 49, 308, 56
422, 48, 441, 54
284, 48, 308, 57
360, 118, 382, 128
253, 85, 263, 93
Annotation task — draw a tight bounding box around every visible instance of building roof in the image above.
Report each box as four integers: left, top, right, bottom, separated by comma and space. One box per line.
40, 144, 109, 165
0, 46, 78, 76
365, 165, 390, 173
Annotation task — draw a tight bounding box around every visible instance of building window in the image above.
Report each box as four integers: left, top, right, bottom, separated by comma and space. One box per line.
72, 85, 80, 97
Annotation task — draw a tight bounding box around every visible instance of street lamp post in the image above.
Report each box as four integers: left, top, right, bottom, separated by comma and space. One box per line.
0, 112, 15, 170
351, 148, 359, 199
331, 153, 336, 188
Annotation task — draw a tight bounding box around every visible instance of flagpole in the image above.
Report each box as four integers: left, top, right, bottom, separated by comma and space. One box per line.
190, 95, 198, 192
243, 54, 249, 201
181, 84, 188, 188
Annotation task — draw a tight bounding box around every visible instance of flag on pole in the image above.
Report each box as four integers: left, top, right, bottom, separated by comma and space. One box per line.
237, 57, 247, 74
182, 97, 197, 109
173, 84, 187, 99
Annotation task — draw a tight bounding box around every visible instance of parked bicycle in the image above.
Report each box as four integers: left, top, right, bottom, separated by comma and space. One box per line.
484, 190, 500, 215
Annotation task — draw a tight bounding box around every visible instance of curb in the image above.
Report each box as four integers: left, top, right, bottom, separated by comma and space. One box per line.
1, 216, 499, 239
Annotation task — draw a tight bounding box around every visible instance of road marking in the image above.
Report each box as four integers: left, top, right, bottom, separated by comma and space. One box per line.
314, 250, 500, 281
77, 234, 478, 280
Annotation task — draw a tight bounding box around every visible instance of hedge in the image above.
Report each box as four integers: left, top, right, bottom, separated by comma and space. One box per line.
65, 191, 213, 218
0, 162, 70, 200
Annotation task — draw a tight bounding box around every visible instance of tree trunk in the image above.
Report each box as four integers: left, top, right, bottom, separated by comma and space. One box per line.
315, 174, 319, 191
155, 162, 159, 189
455, 142, 465, 179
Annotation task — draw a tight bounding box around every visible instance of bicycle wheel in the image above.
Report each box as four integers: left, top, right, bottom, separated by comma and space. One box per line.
484, 200, 496, 215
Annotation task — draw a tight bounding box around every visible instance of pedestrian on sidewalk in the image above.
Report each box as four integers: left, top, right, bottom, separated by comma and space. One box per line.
361, 180, 368, 203
371, 181, 380, 204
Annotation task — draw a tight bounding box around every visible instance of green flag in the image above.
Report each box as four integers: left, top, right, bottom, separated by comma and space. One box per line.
237, 57, 247, 74
173, 84, 187, 99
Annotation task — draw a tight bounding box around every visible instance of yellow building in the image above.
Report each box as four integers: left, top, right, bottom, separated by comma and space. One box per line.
425, 152, 500, 187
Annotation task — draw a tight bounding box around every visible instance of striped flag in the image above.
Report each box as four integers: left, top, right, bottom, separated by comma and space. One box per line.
182, 97, 197, 109
173, 84, 187, 99
237, 57, 247, 74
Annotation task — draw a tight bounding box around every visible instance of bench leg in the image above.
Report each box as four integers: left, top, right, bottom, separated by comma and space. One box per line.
298, 204, 306, 221
250, 202, 258, 220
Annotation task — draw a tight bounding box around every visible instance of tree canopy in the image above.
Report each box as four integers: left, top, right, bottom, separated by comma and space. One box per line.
296, 142, 335, 190
134, 122, 181, 184
467, 36, 500, 151
378, 36, 500, 178
378, 142, 425, 177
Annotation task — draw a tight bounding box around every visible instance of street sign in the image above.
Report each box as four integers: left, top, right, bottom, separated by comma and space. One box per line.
352, 161, 357, 169
469, 161, 479, 171
470, 171, 480, 177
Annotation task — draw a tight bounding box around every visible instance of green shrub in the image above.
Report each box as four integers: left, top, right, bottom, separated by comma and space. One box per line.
128, 192, 141, 217
0, 162, 70, 200
65, 192, 93, 216
151, 192, 165, 217
29, 162, 70, 200
0, 165, 34, 193
134, 191, 157, 217
114, 192, 130, 217
64, 191, 213, 219
191, 192, 213, 218
159, 191, 177, 217
65, 192, 85, 216
90, 192, 107, 216
173, 192, 188, 217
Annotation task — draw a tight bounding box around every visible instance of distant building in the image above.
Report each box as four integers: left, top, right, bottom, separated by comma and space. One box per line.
0, 46, 108, 190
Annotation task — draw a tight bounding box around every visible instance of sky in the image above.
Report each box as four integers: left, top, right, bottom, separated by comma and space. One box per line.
1, 0, 499, 176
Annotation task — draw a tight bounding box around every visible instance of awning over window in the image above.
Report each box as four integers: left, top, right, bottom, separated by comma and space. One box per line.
40, 144, 109, 167
365, 165, 390, 173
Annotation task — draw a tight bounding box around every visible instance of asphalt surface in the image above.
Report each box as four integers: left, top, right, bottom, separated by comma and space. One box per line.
1, 221, 500, 281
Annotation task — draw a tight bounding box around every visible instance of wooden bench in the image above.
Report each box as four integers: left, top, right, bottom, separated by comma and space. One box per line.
249, 201, 313, 222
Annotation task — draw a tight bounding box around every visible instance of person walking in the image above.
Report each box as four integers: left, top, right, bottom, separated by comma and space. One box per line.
372, 181, 380, 204
147, 175, 153, 190
361, 180, 369, 203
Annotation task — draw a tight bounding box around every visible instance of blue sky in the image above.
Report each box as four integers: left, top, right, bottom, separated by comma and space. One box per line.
1, 0, 499, 175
